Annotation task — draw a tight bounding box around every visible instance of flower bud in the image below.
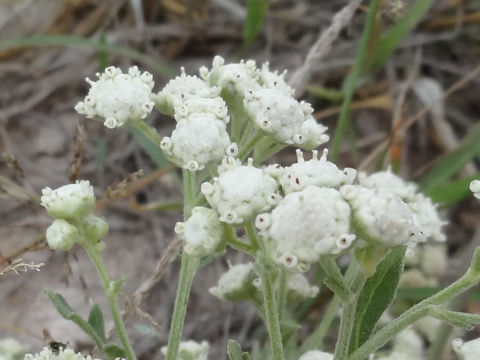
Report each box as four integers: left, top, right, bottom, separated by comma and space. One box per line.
82, 216, 109, 241
209, 262, 257, 301
46, 219, 80, 251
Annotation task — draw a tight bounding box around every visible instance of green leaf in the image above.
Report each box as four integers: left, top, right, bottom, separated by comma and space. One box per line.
369, 0, 435, 71
396, 287, 440, 301
307, 85, 344, 102
103, 343, 127, 359
420, 123, 480, 193
349, 246, 406, 353
243, 0, 269, 48
88, 304, 106, 343
0, 35, 174, 77
428, 172, 480, 207
428, 307, 480, 330
45, 290, 105, 349
227, 340, 250, 360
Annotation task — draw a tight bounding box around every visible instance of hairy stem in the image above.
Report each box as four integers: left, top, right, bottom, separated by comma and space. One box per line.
81, 240, 136, 360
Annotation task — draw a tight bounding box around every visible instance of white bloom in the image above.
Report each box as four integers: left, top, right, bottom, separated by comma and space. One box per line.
453, 338, 480, 360
272, 149, 356, 194
203, 56, 260, 94
358, 168, 417, 201
0, 338, 24, 360
257, 186, 355, 272
209, 262, 257, 301
161, 340, 209, 360
174, 207, 223, 257
75, 66, 154, 128
46, 219, 79, 251
41, 180, 95, 219
243, 88, 329, 149
201, 158, 281, 224
154, 67, 220, 115
341, 185, 424, 247
24, 346, 102, 360
470, 180, 480, 199
376, 328, 424, 360
408, 193, 446, 242
298, 350, 333, 360
160, 113, 232, 171
258, 62, 294, 96
419, 244, 447, 278
173, 97, 230, 124
287, 273, 319, 301
82, 216, 109, 241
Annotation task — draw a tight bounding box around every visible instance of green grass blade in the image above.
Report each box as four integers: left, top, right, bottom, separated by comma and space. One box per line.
428, 172, 480, 207
420, 123, 480, 193
0, 35, 175, 77
127, 125, 168, 168
243, 0, 269, 48
370, 0, 435, 71
330, 0, 381, 161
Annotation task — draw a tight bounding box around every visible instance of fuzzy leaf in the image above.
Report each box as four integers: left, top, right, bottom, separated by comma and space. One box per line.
349, 246, 406, 353
227, 340, 250, 360
428, 307, 480, 330
103, 343, 127, 359
88, 304, 106, 343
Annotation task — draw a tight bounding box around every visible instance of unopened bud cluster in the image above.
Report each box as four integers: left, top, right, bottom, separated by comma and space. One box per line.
41, 181, 107, 251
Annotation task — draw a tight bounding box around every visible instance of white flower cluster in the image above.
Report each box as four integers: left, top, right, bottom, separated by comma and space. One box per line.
174, 207, 223, 257
375, 328, 424, 360
75, 66, 154, 129
298, 350, 333, 360
24, 346, 107, 360
453, 338, 480, 360
0, 338, 24, 360
41, 181, 107, 251
161, 340, 209, 360
400, 243, 447, 288
201, 56, 329, 149
470, 180, 480, 199
201, 158, 281, 224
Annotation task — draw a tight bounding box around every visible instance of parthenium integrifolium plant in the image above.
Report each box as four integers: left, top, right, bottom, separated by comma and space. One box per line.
35, 57, 480, 360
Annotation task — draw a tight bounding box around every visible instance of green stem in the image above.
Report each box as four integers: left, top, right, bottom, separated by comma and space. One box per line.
165, 169, 200, 360
244, 221, 261, 252
277, 269, 288, 321
130, 120, 162, 145
223, 224, 254, 254
238, 131, 264, 160
333, 270, 366, 360
318, 257, 352, 302
81, 240, 136, 360
349, 261, 480, 360
260, 266, 285, 360
329, 0, 381, 162
253, 143, 286, 166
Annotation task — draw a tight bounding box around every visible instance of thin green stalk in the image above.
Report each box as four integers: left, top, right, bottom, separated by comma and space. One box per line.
333, 271, 366, 360
253, 143, 286, 166
238, 131, 264, 160
277, 269, 288, 321
244, 221, 261, 252
318, 257, 352, 302
165, 169, 200, 360
223, 224, 254, 254
330, 0, 382, 162
81, 240, 136, 360
260, 267, 285, 360
349, 253, 480, 360
131, 121, 162, 150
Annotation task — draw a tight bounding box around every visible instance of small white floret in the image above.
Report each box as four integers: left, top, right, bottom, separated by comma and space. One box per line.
41, 180, 95, 219
287, 273, 319, 301
205, 56, 260, 94
358, 168, 418, 201
46, 219, 79, 251
161, 340, 209, 360
24, 346, 102, 360
75, 66, 154, 128
175, 207, 223, 257
452, 337, 480, 360
470, 180, 480, 199
209, 262, 257, 301
298, 350, 333, 360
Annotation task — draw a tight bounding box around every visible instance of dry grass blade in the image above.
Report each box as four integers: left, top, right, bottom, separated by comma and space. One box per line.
0, 258, 44, 276
104, 169, 145, 201
289, 0, 363, 95
68, 123, 84, 183
2, 152, 24, 178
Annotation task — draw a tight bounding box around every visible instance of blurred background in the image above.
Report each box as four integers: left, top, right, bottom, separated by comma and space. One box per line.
1, 0, 480, 359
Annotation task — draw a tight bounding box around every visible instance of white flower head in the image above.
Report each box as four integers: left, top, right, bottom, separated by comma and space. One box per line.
46, 219, 80, 251
287, 273, 319, 301
174, 207, 223, 257
161, 340, 209, 360
470, 180, 480, 199
341, 185, 424, 247
41, 180, 95, 219
453, 338, 480, 360
24, 346, 101, 360
173, 97, 230, 124
258, 61, 294, 96
154, 67, 220, 115
209, 262, 257, 301
358, 168, 418, 201
82, 216, 109, 241
243, 88, 329, 149
408, 193, 447, 242
298, 350, 333, 360
0, 338, 25, 359
203, 56, 260, 94
201, 158, 281, 224
257, 186, 355, 272
273, 149, 356, 194
75, 66, 154, 129
160, 113, 233, 171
